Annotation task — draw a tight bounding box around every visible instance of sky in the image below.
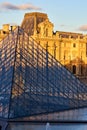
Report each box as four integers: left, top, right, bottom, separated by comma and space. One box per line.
0, 0, 87, 33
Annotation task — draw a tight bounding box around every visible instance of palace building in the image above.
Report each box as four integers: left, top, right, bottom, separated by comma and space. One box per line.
0, 12, 87, 84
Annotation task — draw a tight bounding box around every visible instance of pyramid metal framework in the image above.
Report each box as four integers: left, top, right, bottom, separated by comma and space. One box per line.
0, 27, 87, 119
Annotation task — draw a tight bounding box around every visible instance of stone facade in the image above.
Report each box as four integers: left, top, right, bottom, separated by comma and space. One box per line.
1, 12, 87, 84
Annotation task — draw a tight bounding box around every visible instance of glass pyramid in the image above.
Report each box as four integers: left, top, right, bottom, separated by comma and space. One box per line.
0, 27, 87, 119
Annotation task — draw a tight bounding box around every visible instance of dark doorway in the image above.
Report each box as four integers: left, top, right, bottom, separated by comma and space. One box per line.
73, 65, 76, 74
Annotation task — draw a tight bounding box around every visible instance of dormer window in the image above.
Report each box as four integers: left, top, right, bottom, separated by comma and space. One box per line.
3, 31, 6, 34
73, 43, 76, 47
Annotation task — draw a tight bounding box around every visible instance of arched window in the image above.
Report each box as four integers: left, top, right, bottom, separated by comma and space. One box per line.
73, 65, 76, 74
81, 65, 83, 75
86, 43, 87, 57
46, 28, 48, 37
73, 43, 76, 47
72, 51, 76, 59
54, 42, 56, 58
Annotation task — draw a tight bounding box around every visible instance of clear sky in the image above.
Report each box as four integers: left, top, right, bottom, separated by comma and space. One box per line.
0, 0, 87, 33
